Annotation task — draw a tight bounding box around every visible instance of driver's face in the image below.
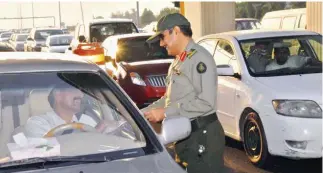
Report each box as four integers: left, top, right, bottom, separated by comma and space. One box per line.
55, 88, 84, 113
275, 48, 289, 65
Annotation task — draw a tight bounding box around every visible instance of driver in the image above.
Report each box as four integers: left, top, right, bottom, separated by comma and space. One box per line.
24, 85, 115, 138
265, 43, 318, 71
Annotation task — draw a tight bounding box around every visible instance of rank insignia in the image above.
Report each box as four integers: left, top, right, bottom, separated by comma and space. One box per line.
187, 49, 197, 59
197, 62, 207, 73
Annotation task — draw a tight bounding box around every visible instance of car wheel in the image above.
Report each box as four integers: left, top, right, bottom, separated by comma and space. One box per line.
243, 111, 272, 168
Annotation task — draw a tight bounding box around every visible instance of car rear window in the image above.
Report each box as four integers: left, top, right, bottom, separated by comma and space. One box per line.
116, 36, 173, 62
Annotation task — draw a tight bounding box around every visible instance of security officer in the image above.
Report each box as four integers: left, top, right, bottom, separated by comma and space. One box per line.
142, 13, 225, 173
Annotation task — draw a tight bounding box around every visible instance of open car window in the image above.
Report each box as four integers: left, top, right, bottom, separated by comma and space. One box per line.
239, 35, 322, 76
0, 71, 149, 166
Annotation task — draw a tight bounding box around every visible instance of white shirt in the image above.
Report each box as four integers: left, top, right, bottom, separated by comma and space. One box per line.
266, 55, 310, 71
24, 111, 98, 138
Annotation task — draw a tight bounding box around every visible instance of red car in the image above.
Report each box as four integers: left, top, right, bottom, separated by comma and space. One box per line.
101, 33, 173, 108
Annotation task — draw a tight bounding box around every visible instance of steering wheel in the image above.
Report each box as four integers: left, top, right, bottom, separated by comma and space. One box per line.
44, 123, 97, 138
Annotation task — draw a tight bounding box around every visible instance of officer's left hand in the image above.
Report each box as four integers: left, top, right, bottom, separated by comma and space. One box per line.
144, 108, 165, 123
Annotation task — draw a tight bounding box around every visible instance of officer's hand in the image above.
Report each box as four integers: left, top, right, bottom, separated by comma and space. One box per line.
144, 108, 165, 123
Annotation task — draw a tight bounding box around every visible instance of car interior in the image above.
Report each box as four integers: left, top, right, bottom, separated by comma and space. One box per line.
0, 79, 146, 159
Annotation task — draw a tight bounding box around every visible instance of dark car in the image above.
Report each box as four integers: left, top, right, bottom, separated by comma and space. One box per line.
101, 33, 173, 108
0, 42, 15, 52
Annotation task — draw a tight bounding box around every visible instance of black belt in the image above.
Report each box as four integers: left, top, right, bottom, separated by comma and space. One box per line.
191, 113, 218, 132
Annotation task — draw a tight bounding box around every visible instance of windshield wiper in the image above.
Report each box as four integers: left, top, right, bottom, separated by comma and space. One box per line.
0, 156, 111, 171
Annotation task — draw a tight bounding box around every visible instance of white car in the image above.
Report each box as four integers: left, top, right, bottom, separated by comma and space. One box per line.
196, 30, 322, 167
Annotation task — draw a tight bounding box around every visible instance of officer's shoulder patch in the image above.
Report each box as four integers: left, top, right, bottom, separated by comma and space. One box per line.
196, 61, 207, 73
187, 48, 197, 59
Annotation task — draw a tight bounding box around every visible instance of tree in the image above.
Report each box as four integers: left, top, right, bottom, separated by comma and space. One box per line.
289, 2, 306, 9
111, 9, 137, 25
140, 8, 156, 27
157, 8, 179, 21
236, 2, 288, 20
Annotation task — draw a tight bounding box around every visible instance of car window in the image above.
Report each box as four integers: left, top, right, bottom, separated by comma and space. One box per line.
0, 71, 148, 166
49, 36, 73, 46
239, 35, 322, 76
34, 30, 63, 40
198, 39, 217, 56
16, 35, 28, 42
114, 36, 173, 62
309, 38, 322, 61
213, 40, 235, 66
282, 16, 297, 29
299, 14, 306, 29
261, 18, 281, 29
90, 23, 138, 42
1, 33, 12, 38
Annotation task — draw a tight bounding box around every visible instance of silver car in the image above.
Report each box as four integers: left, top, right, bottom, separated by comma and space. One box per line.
0, 52, 190, 173
41, 34, 73, 53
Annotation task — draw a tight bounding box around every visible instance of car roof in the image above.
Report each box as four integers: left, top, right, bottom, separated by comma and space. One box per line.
89, 18, 134, 25
0, 52, 101, 74
106, 32, 154, 40
200, 29, 320, 41
15, 33, 29, 36
263, 8, 306, 18
235, 18, 258, 21
34, 27, 62, 31
47, 34, 73, 38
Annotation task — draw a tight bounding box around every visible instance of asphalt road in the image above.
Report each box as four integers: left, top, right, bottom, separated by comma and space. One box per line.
223, 137, 322, 173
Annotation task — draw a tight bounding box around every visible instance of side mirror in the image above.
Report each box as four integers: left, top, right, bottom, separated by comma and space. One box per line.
158, 117, 191, 145
68, 47, 72, 50
27, 37, 33, 41
217, 64, 241, 79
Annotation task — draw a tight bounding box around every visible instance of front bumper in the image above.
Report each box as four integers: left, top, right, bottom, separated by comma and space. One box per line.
262, 111, 322, 159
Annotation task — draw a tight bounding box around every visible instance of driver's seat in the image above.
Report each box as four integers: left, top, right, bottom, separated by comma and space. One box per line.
10, 88, 53, 141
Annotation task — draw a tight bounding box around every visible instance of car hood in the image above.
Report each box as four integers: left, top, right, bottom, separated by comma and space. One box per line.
255, 73, 323, 104
120, 59, 173, 76
28, 152, 185, 173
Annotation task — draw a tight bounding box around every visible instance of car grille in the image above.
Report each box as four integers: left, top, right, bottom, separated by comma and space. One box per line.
147, 75, 167, 87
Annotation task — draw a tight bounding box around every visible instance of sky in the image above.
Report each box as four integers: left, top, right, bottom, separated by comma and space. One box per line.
0, 1, 175, 29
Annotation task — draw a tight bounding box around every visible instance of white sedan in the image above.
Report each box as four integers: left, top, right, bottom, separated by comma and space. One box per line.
196, 30, 322, 167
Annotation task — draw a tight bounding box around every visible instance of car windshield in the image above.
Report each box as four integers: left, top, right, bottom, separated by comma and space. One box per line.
115, 36, 173, 62
1, 33, 12, 38
0, 71, 148, 167
16, 35, 28, 42
34, 30, 63, 40
239, 35, 322, 77
90, 23, 138, 42
49, 36, 73, 46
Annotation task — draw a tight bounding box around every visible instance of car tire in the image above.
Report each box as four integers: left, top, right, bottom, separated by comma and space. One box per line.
242, 111, 272, 168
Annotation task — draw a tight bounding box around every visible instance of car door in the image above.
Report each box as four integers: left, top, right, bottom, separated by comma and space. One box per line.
213, 39, 240, 135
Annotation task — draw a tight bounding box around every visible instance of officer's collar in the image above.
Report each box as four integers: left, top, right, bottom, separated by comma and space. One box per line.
184, 39, 195, 52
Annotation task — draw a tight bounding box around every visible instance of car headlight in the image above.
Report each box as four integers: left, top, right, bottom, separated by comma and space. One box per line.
130, 72, 146, 86
272, 100, 322, 118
